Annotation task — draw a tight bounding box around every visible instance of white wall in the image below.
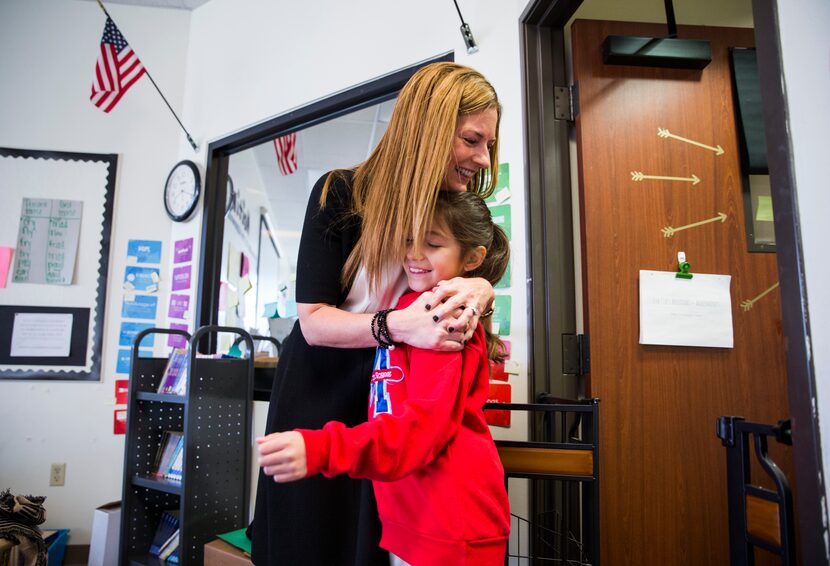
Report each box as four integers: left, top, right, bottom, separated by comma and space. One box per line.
0, 0, 190, 543
775, 0, 830, 545
0, 0, 532, 544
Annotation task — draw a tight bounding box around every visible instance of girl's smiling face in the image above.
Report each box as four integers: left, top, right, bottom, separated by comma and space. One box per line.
404, 219, 465, 292
403, 218, 486, 292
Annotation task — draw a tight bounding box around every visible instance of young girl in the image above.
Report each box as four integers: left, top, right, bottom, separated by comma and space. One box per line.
257, 190, 511, 565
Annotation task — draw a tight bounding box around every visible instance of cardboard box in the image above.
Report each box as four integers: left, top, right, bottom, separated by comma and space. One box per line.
87, 501, 120, 566
204, 539, 253, 566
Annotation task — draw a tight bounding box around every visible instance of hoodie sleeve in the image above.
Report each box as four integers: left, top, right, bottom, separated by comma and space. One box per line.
299, 340, 482, 482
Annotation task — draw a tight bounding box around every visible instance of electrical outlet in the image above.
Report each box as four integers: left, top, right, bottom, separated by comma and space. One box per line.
49, 463, 66, 486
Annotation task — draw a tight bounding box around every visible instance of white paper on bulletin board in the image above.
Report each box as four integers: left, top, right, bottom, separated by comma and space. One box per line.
639, 270, 734, 348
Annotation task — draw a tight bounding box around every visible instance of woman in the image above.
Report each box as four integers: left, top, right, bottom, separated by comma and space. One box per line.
250, 62, 502, 566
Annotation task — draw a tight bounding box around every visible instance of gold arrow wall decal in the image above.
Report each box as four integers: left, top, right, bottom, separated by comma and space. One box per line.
657, 128, 725, 155
661, 212, 728, 238
741, 282, 780, 312
631, 171, 701, 185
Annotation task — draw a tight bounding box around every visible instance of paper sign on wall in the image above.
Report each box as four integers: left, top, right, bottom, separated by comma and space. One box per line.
127, 240, 162, 264
13, 198, 82, 285
114, 409, 127, 435
639, 270, 733, 348
115, 380, 129, 404
492, 295, 512, 336
173, 238, 193, 264
119, 322, 154, 347
485, 382, 512, 427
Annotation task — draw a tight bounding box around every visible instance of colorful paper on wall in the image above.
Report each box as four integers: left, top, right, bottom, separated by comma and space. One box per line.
488, 204, 512, 239
0, 246, 13, 288
492, 295, 512, 336
485, 382, 511, 427
115, 379, 129, 404
173, 238, 193, 264
241, 253, 250, 277
119, 321, 154, 347
168, 294, 190, 319
485, 163, 511, 204
116, 347, 151, 374
495, 259, 511, 289
168, 323, 189, 348
172, 265, 191, 291
114, 409, 127, 435
122, 295, 158, 320
124, 266, 160, 292
127, 240, 162, 264
490, 361, 508, 382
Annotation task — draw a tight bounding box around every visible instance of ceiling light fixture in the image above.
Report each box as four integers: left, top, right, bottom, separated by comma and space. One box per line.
452, 0, 479, 55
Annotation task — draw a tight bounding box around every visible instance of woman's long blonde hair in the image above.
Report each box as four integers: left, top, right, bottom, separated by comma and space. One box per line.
321, 62, 501, 291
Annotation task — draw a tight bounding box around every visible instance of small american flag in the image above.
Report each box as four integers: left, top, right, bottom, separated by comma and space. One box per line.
90, 17, 146, 113
274, 133, 298, 176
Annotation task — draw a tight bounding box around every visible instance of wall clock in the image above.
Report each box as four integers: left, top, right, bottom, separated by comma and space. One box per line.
164, 159, 201, 222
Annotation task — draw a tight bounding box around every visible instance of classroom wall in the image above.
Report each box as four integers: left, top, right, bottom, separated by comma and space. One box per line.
0, 0, 191, 543
0, 0, 532, 544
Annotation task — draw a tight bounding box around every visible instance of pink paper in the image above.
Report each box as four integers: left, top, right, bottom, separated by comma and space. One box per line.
0, 247, 13, 288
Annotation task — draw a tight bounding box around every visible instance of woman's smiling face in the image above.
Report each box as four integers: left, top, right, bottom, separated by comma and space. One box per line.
440, 108, 498, 192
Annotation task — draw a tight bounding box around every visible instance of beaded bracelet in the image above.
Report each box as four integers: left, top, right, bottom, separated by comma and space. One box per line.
371, 308, 396, 349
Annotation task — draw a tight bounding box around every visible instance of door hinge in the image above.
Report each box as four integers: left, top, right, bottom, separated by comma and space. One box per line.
554, 84, 579, 121
562, 333, 590, 376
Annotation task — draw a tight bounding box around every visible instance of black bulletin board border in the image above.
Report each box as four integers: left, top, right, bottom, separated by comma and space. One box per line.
0, 147, 117, 381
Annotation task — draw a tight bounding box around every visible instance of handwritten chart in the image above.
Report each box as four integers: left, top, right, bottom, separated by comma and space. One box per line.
13, 198, 83, 285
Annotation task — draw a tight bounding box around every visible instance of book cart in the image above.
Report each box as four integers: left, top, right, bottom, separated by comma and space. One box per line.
119, 326, 254, 565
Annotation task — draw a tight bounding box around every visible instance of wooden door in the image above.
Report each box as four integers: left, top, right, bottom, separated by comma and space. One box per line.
571, 20, 792, 565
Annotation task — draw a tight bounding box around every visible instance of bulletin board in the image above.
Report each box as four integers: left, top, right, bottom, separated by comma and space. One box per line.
0, 147, 116, 380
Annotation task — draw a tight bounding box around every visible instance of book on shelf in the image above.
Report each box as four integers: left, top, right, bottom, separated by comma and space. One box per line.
164, 436, 184, 482
152, 431, 184, 479
149, 510, 179, 556
157, 348, 189, 395
158, 529, 180, 562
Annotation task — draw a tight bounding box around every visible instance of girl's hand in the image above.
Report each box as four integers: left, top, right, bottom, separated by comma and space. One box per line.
256, 432, 307, 482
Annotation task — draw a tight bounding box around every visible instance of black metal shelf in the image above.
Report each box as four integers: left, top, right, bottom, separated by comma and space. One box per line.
119, 326, 254, 566
131, 474, 183, 495
136, 391, 186, 404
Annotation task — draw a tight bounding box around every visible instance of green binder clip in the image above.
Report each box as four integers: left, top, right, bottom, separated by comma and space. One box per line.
676, 251, 693, 279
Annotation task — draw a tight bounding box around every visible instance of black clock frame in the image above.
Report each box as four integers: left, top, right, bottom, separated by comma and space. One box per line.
164, 159, 201, 222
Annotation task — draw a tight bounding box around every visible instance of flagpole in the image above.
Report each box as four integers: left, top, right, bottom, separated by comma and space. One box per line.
95, 0, 199, 152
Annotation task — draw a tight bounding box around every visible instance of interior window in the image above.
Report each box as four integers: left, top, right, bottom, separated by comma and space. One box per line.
216, 99, 397, 353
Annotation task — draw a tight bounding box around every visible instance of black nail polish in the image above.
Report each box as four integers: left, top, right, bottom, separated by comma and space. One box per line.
425, 304, 431, 311
462, 340, 466, 346
432, 315, 439, 322
448, 327, 455, 333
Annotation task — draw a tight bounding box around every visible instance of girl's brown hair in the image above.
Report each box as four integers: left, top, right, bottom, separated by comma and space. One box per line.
434, 191, 510, 363
321, 62, 501, 292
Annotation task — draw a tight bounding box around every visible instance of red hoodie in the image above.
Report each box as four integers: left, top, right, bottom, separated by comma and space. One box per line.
299, 291, 510, 565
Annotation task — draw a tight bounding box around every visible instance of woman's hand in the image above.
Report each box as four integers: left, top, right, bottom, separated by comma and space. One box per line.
257, 431, 308, 483
389, 277, 494, 349
429, 277, 494, 342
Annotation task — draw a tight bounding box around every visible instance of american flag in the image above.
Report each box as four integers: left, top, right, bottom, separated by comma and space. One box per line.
90, 18, 146, 113
274, 133, 298, 176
